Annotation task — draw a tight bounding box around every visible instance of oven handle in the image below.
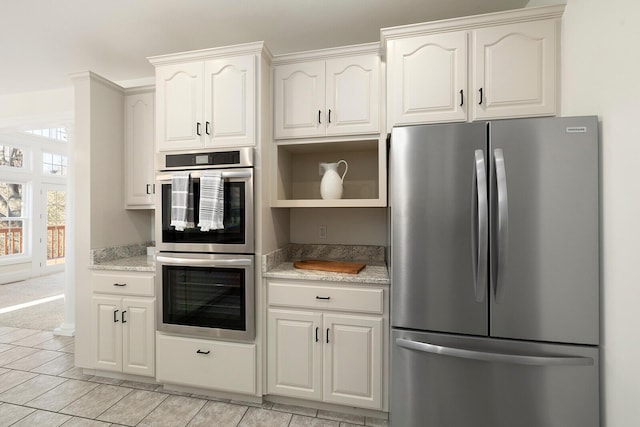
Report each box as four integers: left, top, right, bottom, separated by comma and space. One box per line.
156, 256, 253, 267
156, 170, 252, 181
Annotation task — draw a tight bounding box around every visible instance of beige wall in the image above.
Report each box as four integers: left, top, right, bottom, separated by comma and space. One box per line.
87, 78, 151, 248
290, 208, 387, 246
527, 0, 640, 425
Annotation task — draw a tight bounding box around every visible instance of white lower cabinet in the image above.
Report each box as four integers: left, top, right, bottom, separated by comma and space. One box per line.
92, 295, 155, 377
267, 280, 387, 410
156, 333, 256, 395
91, 270, 156, 377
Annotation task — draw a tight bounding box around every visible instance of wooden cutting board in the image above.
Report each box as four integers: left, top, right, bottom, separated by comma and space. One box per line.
293, 259, 366, 274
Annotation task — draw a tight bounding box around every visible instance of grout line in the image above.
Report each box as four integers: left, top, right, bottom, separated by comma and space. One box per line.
0, 294, 64, 314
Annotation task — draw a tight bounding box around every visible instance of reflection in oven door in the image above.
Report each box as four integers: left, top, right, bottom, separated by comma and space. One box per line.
165, 267, 245, 331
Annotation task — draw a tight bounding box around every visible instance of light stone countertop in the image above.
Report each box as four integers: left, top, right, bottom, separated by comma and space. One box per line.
263, 261, 390, 285
88, 255, 155, 272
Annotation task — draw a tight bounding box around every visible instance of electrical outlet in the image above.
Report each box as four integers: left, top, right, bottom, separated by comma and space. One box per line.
319, 224, 327, 239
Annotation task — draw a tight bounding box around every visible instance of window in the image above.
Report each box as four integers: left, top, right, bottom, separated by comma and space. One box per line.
47, 189, 66, 265
0, 182, 25, 256
0, 145, 24, 169
43, 152, 67, 176
24, 127, 67, 142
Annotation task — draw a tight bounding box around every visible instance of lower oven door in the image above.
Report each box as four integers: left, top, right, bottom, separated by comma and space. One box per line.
156, 252, 254, 341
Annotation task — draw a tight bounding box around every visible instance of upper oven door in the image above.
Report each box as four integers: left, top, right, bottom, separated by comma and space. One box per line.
156, 168, 254, 253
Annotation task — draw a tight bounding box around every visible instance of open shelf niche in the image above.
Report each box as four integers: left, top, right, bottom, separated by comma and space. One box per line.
272, 137, 387, 208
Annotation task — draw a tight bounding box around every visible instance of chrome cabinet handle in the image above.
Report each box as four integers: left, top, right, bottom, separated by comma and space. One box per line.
196, 349, 210, 355
196, 122, 201, 136
315, 327, 319, 342
396, 338, 593, 366
471, 149, 488, 303
328, 109, 332, 123
146, 184, 151, 194
121, 310, 127, 323
326, 328, 330, 343
493, 149, 509, 303
318, 110, 322, 124
113, 283, 126, 287
479, 88, 484, 105
315, 296, 330, 300
206, 121, 211, 135
113, 309, 119, 323
460, 89, 464, 107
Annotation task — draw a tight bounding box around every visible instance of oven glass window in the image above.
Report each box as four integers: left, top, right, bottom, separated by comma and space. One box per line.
162, 265, 246, 331
161, 180, 245, 244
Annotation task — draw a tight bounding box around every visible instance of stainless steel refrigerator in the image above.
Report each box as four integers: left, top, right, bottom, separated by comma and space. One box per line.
389, 116, 600, 427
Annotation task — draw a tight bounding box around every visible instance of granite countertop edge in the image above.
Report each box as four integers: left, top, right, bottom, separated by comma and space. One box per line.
262, 245, 390, 285
89, 255, 155, 272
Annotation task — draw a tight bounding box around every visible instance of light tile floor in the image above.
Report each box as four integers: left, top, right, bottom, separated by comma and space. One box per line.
0, 326, 388, 427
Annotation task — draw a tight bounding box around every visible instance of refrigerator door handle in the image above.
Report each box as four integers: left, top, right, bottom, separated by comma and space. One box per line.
493, 148, 509, 303
396, 338, 594, 366
471, 149, 488, 302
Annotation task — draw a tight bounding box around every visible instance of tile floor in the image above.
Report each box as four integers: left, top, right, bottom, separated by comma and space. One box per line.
0, 326, 388, 427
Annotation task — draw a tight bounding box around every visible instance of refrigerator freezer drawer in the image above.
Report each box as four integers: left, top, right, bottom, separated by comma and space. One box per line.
390, 329, 599, 427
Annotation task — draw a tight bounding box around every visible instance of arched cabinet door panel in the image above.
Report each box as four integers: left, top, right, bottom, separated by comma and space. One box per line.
472, 19, 557, 120
388, 31, 468, 125
156, 63, 203, 151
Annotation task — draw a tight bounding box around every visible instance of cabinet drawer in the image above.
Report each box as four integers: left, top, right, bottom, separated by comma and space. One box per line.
92, 271, 155, 296
156, 333, 256, 395
268, 282, 384, 314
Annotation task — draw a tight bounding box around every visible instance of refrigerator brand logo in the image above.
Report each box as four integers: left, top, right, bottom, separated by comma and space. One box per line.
566, 126, 587, 133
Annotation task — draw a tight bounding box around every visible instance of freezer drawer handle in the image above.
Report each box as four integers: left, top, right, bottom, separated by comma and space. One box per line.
396, 338, 593, 366
493, 149, 509, 303
471, 149, 488, 302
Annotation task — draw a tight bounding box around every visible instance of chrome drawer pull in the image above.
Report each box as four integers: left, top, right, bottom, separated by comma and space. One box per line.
113, 283, 127, 287
196, 349, 210, 355
316, 296, 330, 300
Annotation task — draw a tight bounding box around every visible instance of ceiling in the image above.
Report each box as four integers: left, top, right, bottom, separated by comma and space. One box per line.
0, 0, 528, 96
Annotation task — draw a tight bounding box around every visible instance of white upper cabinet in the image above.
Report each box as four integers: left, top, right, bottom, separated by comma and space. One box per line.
155, 62, 203, 151
204, 56, 255, 146
382, 5, 564, 128
124, 89, 155, 209
150, 43, 265, 152
472, 19, 557, 120
388, 31, 468, 125
273, 46, 381, 139
274, 61, 325, 139
325, 55, 380, 136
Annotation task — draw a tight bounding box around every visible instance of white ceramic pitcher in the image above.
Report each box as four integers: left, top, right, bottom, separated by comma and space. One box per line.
319, 160, 348, 199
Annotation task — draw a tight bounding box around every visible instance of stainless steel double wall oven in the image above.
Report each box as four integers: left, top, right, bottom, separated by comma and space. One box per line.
155, 147, 255, 341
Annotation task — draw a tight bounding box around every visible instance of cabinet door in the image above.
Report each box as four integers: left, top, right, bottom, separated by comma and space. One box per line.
93, 296, 122, 372
388, 32, 468, 126
325, 55, 380, 136
155, 62, 203, 151
472, 19, 557, 120
122, 297, 155, 377
124, 92, 155, 208
267, 308, 323, 400
204, 55, 255, 147
274, 61, 325, 139
323, 314, 383, 409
